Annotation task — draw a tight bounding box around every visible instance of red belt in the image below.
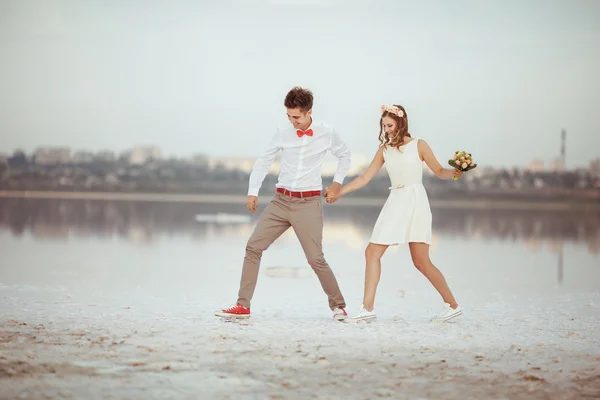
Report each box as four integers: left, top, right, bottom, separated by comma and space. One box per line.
276, 187, 321, 198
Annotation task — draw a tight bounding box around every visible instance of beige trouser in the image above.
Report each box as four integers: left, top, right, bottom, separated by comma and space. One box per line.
237, 192, 346, 310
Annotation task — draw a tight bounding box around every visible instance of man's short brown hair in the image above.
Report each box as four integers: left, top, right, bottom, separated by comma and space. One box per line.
284, 86, 313, 112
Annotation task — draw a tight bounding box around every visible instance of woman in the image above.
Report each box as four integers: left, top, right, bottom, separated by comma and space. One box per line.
327, 104, 462, 322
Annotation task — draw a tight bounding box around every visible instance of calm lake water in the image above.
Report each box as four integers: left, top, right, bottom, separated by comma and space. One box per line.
0, 198, 598, 313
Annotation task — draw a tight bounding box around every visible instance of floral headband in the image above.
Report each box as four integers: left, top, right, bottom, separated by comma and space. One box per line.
381, 104, 404, 118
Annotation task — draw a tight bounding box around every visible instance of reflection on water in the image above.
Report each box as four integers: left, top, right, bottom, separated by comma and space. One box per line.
0, 198, 598, 295
0, 198, 598, 255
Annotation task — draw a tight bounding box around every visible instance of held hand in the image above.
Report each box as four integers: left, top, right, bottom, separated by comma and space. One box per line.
324, 183, 341, 204
246, 195, 258, 213
324, 188, 338, 204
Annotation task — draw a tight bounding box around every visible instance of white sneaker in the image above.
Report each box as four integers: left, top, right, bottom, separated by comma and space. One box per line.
333, 307, 348, 321
345, 306, 376, 323
430, 303, 462, 322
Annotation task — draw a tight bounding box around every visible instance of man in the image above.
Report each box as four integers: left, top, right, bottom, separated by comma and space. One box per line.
214, 86, 351, 320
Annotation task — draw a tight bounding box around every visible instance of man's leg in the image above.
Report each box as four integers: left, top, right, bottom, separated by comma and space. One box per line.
289, 196, 346, 310
237, 194, 290, 308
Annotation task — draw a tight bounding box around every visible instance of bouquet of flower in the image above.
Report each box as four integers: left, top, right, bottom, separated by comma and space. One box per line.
448, 151, 477, 180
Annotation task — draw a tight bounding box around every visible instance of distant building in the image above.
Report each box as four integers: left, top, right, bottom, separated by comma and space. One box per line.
118, 150, 131, 163
590, 158, 600, 177
190, 154, 209, 166
527, 159, 544, 172
72, 151, 95, 164
208, 157, 267, 174
34, 147, 71, 165
550, 157, 565, 172
96, 150, 116, 162
129, 146, 161, 165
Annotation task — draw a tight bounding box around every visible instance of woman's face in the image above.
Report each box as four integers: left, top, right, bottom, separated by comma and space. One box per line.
382, 116, 397, 137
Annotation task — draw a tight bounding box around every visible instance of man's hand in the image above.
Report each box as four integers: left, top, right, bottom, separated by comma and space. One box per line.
247, 195, 258, 213
324, 182, 342, 204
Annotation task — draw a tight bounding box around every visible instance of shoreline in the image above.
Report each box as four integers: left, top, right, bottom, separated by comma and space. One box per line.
0, 190, 598, 211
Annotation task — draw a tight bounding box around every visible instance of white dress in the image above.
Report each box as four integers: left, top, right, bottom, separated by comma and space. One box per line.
369, 138, 432, 246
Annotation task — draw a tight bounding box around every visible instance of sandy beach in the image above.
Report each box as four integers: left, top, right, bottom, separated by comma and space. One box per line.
1, 286, 599, 399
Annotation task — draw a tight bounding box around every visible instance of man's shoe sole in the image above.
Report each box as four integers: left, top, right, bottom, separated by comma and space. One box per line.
214, 311, 250, 319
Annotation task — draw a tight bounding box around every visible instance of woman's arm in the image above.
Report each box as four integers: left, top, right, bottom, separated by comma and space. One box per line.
418, 139, 462, 180
340, 147, 385, 196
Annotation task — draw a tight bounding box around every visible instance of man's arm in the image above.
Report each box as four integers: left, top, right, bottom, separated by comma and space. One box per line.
324, 127, 352, 199
247, 128, 282, 197
329, 127, 352, 185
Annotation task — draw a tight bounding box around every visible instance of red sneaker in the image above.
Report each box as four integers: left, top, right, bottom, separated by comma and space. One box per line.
333, 307, 347, 321
215, 303, 251, 318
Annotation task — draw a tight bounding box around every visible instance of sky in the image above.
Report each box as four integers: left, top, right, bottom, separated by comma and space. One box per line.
1, 0, 599, 169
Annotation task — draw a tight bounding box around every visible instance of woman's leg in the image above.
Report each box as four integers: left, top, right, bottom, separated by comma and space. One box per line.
408, 242, 458, 308
361, 242, 390, 311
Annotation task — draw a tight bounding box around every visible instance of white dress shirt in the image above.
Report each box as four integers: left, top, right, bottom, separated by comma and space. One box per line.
248, 120, 352, 196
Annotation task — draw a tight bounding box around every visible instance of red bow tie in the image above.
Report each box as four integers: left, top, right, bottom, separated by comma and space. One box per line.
297, 129, 313, 138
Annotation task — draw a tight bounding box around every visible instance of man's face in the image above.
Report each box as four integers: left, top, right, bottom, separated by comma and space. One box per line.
286, 107, 312, 130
